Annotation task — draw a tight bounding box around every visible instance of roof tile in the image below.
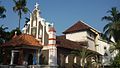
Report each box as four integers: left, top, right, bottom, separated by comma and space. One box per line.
2, 34, 42, 47
63, 21, 90, 34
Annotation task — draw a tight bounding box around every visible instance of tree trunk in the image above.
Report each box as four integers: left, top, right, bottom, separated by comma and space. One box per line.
18, 18, 20, 29
18, 11, 22, 29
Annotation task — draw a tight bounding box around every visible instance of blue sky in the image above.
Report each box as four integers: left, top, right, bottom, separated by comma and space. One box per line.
0, 0, 120, 35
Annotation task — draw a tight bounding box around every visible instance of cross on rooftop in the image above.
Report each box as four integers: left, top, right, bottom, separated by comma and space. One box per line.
35, 2, 39, 9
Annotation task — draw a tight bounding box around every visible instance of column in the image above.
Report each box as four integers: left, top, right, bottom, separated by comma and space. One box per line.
33, 50, 37, 65
10, 50, 14, 65
36, 16, 39, 39
48, 46, 57, 66
42, 23, 45, 45
37, 49, 41, 65
29, 13, 32, 34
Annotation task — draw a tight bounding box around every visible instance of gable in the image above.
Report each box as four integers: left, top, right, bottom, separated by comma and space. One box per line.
63, 21, 91, 34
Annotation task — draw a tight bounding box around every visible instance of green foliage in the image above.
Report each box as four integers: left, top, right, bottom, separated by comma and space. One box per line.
12, 0, 29, 29
111, 52, 120, 67
102, 7, 120, 67
0, 26, 22, 64
0, 2, 6, 19
114, 40, 120, 50
0, 26, 22, 45
102, 7, 120, 42
0, 25, 10, 64
0, 25, 10, 44
0, 0, 28, 64
71, 48, 96, 68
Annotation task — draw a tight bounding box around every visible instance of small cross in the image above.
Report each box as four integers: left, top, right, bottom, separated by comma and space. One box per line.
35, 2, 39, 9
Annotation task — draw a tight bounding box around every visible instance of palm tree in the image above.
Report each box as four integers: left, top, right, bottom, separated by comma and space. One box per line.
12, 0, 29, 29
102, 7, 120, 67
71, 48, 96, 68
102, 7, 120, 42
0, 4, 6, 18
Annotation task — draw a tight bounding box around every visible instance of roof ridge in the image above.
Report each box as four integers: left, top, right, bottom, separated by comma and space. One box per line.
63, 20, 90, 34
63, 20, 101, 34
79, 20, 101, 33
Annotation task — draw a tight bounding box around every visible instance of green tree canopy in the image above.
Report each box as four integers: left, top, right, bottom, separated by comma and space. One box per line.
102, 7, 120, 42
0, 25, 10, 44
13, 0, 29, 29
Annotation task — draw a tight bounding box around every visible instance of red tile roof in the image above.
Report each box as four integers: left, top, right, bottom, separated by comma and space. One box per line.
56, 35, 88, 50
63, 21, 91, 34
2, 34, 42, 47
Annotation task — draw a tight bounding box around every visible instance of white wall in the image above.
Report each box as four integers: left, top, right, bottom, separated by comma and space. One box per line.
96, 40, 110, 55
66, 31, 87, 42
87, 37, 95, 51
87, 31, 95, 40
66, 31, 96, 51
96, 39, 112, 65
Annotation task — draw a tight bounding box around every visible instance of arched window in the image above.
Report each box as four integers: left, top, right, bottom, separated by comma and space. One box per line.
65, 56, 68, 63
74, 56, 77, 63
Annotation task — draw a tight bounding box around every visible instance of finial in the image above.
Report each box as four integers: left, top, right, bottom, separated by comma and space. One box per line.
48, 24, 56, 32
13, 31, 17, 38
15, 31, 17, 35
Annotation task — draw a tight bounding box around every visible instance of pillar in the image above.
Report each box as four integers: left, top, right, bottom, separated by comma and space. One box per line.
10, 50, 19, 65
48, 26, 57, 66
10, 50, 14, 65
42, 20, 45, 45
49, 46, 57, 66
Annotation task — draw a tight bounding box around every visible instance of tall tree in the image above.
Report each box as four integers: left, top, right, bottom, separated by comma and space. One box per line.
0, 25, 9, 44
13, 0, 29, 29
0, 25, 10, 64
102, 7, 120, 42
102, 7, 120, 67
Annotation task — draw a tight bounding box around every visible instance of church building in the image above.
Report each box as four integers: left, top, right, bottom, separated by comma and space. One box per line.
1, 2, 112, 68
